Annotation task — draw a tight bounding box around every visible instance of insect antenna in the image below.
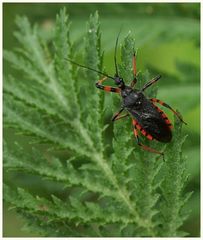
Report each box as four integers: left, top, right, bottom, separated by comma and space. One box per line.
114, 29, 122, 77
64, 58, 114, 80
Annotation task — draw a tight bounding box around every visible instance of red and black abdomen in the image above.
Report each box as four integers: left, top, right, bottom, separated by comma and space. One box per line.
128, 100, 172, 143
141, 116, 172, 142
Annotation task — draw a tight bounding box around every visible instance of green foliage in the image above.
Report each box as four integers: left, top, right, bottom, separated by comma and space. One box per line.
4, 9, 191, 237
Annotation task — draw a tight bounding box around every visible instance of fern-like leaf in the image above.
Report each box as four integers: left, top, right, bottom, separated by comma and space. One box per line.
4, 8, 191, 237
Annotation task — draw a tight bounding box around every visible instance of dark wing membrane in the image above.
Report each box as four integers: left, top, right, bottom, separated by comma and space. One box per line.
128, 100, 172, 143
141, 115, 172, 142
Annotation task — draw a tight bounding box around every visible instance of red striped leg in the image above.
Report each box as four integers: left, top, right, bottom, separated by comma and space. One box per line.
130, 53, 137, 88
132, 119, 164, 157
96, 77, 120, 93
141, 75, 161, 91
150, 98, 187, 125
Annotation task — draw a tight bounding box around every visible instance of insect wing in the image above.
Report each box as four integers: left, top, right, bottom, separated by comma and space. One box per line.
129, 101, 172, 143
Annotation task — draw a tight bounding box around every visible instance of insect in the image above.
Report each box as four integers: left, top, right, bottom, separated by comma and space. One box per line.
67, 34, 187, 158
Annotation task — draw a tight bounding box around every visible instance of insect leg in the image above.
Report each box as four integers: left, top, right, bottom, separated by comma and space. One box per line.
112, 108, 124, 121
130, 52, 137, 88
113, 113, 129, 121
150, 98, 187, 125
132, 119, 164, 158
112, 108, 129, 122
141, 75, 161, 91
96, 77, 120, 93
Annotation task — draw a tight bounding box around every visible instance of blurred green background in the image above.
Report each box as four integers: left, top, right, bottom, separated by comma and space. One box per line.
3, 3, 200, 237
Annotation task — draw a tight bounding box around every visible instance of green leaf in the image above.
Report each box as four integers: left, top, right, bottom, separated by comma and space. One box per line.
4, 8, 192, 237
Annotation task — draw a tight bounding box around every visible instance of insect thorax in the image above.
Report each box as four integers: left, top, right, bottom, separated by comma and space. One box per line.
121, 87, 144, 109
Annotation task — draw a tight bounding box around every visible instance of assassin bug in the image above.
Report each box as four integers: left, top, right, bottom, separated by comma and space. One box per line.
66, 34, 187, 158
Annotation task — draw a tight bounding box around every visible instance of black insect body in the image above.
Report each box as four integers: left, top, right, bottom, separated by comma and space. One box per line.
67, 36, 186, 157
108, 75, 178, 157
121, 87, 173, 143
